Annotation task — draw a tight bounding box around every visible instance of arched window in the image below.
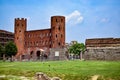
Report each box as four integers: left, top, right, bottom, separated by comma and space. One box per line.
56, 34, 57, 38
22, 24, 24, 27
56, 19, 58, 22
19, 30, 21, 32
61, 34, 62, 38
58, 42, 60, 46
58, 26, 60, 31
17, 23, 19, 26
17, 37, 19, 40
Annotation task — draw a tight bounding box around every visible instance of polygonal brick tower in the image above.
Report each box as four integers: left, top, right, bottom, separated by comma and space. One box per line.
51, 16, 65, 48
14, 18, 27, 57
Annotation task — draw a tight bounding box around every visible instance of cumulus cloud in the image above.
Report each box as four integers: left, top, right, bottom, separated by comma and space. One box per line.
66, 10, 83, 25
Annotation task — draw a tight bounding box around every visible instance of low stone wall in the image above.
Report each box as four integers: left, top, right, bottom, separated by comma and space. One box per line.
84, 47, 120, 61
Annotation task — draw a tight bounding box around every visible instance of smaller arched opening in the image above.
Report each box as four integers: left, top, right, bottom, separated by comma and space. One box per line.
22, 55, 25, 59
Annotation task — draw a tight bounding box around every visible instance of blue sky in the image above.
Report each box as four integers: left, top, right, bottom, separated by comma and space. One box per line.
0, 0, 120, 43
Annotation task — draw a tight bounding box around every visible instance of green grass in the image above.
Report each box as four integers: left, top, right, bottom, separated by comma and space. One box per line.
0, 60, 120, 80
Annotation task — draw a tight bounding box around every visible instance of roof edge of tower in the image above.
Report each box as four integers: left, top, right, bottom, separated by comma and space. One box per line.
51, 16, 65, 18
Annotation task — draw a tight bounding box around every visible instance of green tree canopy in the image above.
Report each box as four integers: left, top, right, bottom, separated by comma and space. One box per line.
0, 44, 5, 57
68, 43, 85, 55
5, 41, 17, 57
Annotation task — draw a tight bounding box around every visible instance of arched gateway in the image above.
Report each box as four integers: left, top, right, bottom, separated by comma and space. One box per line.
36, 50, 41, 59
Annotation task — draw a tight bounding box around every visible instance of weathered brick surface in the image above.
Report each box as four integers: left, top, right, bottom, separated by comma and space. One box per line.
51, 16, 65, 48
14, 18, 27, 58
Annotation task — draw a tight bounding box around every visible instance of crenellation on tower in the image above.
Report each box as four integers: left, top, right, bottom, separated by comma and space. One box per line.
15, 18, 27, 20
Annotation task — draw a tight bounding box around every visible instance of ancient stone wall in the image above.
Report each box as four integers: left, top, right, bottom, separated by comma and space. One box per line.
84, 47, 120, 61
84, 38, 120, 61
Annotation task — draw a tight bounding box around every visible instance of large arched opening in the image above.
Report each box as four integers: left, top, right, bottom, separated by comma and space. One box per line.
36, 49, 47, 61
36, 50, 41, 60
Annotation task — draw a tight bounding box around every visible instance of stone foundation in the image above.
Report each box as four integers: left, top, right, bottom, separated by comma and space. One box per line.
48, 48, 67, 61
84, 47, 120, 61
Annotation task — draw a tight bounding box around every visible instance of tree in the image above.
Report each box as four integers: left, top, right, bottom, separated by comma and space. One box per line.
5, 41, 17, 59
68, 43, 85, 59
0, 44, 5, 59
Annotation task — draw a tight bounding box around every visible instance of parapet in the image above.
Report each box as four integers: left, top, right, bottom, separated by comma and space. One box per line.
51, 16, 65, 18
85, 38, 120, 47
15, 18, 27, 20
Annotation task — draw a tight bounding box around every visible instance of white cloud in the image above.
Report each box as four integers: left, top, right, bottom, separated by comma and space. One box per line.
101, 18, 109, 23
66, 10, 84, 25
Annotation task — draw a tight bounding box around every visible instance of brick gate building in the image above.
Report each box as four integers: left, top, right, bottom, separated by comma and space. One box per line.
14, 16, 65, 60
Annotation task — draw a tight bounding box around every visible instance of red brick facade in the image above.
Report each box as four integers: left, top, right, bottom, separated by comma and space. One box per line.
14, 16, 65, 59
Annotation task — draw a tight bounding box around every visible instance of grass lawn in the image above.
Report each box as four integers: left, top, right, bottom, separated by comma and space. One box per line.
0, 60, 120, 80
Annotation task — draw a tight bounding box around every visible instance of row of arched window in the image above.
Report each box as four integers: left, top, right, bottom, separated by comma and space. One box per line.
54, 18, 63, 22
25, 33, 51, 38
25, 40, 52, 47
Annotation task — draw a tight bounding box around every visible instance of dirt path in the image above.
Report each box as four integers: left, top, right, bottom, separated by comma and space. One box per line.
91, 75, 99, 80
0, 75, 33, 80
